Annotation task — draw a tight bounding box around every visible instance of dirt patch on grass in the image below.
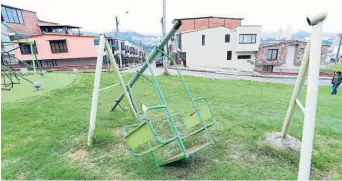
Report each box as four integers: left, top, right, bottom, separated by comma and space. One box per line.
70, 149, 88, 161
264, 132, 301, 151
2, 143, 15, 152
322, 171, 339, 180
16, 172, 27, 180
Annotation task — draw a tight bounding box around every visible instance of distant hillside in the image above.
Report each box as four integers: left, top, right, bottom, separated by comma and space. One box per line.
80, 30, 159, 52
79, 31, 100, 36
261, 31, 338, 40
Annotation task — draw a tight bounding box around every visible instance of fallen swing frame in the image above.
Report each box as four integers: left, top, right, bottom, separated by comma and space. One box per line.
1, 22, 43, 91
88, 21, 216, 167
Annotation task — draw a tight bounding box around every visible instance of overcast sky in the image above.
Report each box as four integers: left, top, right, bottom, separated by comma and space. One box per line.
2, 0, 341, 35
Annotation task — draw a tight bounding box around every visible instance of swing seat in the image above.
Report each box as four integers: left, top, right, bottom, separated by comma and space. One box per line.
180, 99, 215, 138
122, 97, 216, 166
122, 105, 179, 157
160, 142, 212, 166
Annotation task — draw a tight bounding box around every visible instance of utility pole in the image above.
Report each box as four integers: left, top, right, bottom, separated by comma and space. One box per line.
115, 16, 123, 68
334, 34, 342, 72
162, 0, 169, 75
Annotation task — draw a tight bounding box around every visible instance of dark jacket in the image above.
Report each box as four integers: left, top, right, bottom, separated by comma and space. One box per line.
332, 75, 342, 86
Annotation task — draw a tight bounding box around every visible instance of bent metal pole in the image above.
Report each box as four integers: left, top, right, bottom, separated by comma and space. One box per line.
281, 40, 310, 138
110, 20, 182, 111
297, 12, 327, 180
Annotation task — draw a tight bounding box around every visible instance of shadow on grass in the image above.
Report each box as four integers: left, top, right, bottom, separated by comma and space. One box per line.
163, 154, 214, 179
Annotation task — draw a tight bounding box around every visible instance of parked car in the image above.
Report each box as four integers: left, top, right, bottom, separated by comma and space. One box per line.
155, 56, 163, 68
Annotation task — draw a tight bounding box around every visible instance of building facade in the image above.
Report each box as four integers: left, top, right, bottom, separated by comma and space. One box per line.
1, 4, 145, 70
173, 16, 243, 33
1, 5, 41, 37
173, 17, 261, 71
255, 40, 329, 73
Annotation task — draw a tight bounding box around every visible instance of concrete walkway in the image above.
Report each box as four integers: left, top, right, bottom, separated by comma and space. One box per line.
170, 66, 332, 80
123, 63, 333, 86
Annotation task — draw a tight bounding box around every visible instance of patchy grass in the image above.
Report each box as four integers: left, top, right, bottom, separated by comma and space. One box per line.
1, 73, 78, 103
1, 72, 341, 180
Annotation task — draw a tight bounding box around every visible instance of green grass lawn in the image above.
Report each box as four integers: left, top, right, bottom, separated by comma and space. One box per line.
1, 73, 78, 103
1, 73, 341, 180
321, 63, 342, 74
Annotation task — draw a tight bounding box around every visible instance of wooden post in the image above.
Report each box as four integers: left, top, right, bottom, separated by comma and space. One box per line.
87, 34, 105, 147
105, 40, 137, 118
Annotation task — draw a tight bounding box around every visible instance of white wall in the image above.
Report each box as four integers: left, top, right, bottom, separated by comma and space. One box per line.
273, 45, 300, 73
235, 26, 262, 52
181, 26, 260, 72
273, 45, 327, 73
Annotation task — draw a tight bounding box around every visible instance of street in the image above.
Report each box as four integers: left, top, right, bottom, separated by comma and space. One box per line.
124, 63, 332, 86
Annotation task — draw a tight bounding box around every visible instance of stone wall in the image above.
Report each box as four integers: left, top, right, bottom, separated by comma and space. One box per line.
256, 42, 330, 66
255, 44, 288, 65
293, 43, 329, 65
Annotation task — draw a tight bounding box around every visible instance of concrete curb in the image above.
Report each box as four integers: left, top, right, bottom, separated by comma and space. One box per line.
169, 67, 332, 80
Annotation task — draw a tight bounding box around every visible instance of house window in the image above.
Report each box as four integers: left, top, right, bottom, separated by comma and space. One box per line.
227, 51, 232, 60
121, 42, 125, 50
177, 34, 182, 49
225, 34, 230, 43
267, 49, 278, 60
239, 34, 256, 44
202, 35, 205, 46
263, 65, 273, 72
49, 40, 68, 53
237, 55, 251, 59
1, 6, 24, 24
180, 52, 186, 60
46, 60, 58, 67
19, 43, 38, 55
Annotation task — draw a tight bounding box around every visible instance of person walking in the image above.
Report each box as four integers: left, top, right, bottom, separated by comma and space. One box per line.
331, 71, 342, 95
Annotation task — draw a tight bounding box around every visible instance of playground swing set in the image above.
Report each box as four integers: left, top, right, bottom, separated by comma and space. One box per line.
87, 20, 216, 167
1, 22, 44, 91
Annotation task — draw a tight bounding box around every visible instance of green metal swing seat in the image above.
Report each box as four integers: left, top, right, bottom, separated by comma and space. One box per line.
122, 97, 216, 167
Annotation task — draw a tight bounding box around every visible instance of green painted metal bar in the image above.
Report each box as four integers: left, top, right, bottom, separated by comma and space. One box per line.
140, 73, 153, 83
2, 23, 43, 74
2, 22, 29, 41
29, 44, 37, 75
143, 105, 179, 144
1, 41, 34, 44
110, 20, 182, 111
139, 72, 167, 118
156, 48, 214, 143
1, 65, 33, 84
31, 41, 43, 73
12, 57, 33, 69
143, 55, 188, 159
125, 84, 143, 121
193, 97, 216, 125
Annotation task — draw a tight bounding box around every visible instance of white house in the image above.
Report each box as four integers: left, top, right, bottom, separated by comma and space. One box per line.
176, 25, 261, 71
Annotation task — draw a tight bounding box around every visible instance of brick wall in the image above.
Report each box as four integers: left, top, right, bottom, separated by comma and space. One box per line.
256, 42, 330, 66
7, 10, 40, 36
194, 19, 209, 29
293, 43, 329, 65
12, 58, 98, 70
177, 17, 242, 33
178, 20, 195, 32
255, 44, 288, 65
